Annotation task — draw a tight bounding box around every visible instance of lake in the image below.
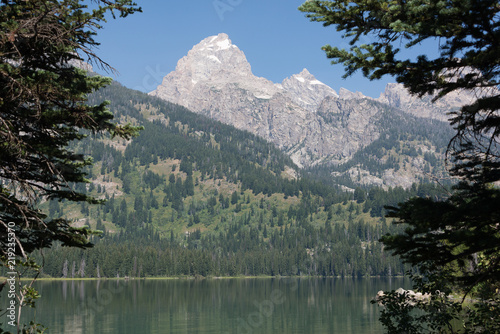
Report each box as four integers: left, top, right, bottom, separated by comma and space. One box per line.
18, 278, 406, 333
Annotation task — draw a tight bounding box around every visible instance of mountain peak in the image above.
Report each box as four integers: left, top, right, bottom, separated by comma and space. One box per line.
149, 33, 272, 107
281, 69, 338, 111
298, 68, 312, 77
286, 68, 331, 89
338, 87, 368, 100
197, 33, 235, 52
290, 68, 315, 82
175, 33, 251, 81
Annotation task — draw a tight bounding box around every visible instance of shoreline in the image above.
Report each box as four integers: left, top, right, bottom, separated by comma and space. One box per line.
1, 275, 405, 281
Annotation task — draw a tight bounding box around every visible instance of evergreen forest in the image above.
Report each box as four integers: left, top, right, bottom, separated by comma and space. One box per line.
6, 81, 450, 279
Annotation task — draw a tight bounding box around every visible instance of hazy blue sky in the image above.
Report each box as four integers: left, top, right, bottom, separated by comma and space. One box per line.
93, 0, 397, 98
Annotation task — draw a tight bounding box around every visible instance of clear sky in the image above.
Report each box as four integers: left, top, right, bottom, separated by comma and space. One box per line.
92, 0, 396, 98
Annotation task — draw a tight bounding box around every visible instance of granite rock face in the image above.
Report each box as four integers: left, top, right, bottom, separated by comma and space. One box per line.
150, 33, 457, 187
377, 82, 477, 122
150, 34, 374, 167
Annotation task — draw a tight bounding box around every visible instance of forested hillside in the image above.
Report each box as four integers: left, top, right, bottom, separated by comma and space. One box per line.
15, 82, 448, 279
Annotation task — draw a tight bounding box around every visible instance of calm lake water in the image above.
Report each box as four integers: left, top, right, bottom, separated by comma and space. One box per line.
18, 278, 406, 334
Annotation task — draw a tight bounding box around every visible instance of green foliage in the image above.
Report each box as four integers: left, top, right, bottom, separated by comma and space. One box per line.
385, 186, 500, 287
0, 0, 140, 258
19, 210, 407, 278
300, 0, 500, 332
0, 0, 140, 331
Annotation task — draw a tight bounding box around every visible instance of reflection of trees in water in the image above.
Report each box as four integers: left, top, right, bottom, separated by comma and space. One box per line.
25, 278, 407, 334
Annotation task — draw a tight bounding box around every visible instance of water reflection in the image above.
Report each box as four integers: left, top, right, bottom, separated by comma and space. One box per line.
20, 278, 405, 334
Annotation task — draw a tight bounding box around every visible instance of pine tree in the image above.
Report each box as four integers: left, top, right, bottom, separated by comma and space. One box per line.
0, 0, 141, 257
0, 0, 140, 330
299, 1, 500, 332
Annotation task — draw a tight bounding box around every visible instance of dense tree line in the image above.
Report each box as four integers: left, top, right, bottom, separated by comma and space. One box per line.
22, 211, 406, 279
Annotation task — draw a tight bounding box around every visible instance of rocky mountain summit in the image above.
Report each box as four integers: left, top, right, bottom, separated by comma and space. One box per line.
149, 33, 459, 188
280, 68, 338, 111
150, 33, 277, 109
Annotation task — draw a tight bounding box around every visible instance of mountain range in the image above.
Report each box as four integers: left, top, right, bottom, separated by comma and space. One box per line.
149, 33, 472, 188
